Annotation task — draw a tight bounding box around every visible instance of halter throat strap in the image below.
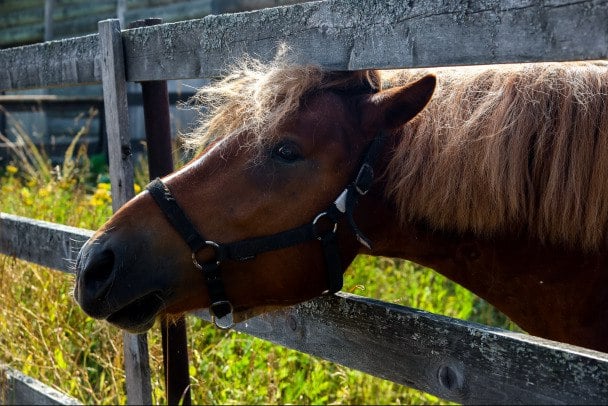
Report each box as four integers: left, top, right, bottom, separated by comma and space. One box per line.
146, 131, 387, 329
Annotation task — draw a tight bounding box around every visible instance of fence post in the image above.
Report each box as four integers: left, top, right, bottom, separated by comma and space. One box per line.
98, 18, 153, 405
128, 17, 192, 406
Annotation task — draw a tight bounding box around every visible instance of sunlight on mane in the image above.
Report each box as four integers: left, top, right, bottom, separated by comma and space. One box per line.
384, 61, 608, 251
182, 50, 380, 155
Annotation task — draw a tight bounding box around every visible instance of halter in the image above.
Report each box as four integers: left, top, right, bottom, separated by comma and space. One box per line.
146, 131, 387, 329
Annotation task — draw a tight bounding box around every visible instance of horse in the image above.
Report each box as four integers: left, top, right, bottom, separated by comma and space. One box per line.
74, 57, 608, 353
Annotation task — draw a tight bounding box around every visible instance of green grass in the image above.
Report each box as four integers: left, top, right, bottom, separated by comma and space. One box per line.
0, 126, 517, 404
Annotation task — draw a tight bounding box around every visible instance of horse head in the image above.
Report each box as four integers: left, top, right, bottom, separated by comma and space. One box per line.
74, 64, 436, 332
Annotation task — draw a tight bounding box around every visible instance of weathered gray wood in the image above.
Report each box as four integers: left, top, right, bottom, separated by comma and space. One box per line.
1, 365, 81, 405
3, 0, 608, 91
99, 18, 152, 406
194, 294, 608, 405
120, 333, 152, 406
123, 0, 608, 81
0, 212, 92, 273
0, 34, 100, 91
99, 19, 135, 213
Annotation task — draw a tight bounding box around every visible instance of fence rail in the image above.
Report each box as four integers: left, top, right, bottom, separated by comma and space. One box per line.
0, 364, 81, 406
1, 0, 608, 403
2, 0, 608, 91
1, 212, 608, 404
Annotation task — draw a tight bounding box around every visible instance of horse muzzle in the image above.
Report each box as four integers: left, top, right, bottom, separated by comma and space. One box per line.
74, 235, 166, 333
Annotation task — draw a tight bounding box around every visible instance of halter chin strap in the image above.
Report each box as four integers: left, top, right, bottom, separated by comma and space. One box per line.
146, 131, 387, 329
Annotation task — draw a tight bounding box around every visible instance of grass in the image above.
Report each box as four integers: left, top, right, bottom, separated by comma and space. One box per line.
0, 117, 518, 404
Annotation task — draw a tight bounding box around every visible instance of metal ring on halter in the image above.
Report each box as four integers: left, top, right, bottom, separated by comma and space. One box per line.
312, 212, 338, 241
210, 300, 235, 330
192, 240, 224, 270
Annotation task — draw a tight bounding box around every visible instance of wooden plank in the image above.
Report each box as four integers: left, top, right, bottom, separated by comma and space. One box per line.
99, 18, 135, 213
122, 0, 608, 81
0, 34, 100, 91
194, 294, 608, 405
3, 0, 608, 91
1, 365, 81, 405
0, 212, 91, 273
98, 18, 152, 406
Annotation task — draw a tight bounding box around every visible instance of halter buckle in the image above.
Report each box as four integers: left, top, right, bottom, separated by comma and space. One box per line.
192, 240, 225, 270
210, 300, 235, 330
312, 212, 338, 241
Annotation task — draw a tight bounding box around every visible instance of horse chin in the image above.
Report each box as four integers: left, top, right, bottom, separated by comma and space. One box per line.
105, 292, 165, 333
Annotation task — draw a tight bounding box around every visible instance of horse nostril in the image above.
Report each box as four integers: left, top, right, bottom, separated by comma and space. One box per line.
82, 249, 116, 300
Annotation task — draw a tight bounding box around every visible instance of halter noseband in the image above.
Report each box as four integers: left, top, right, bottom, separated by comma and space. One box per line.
146, 131, 387, 329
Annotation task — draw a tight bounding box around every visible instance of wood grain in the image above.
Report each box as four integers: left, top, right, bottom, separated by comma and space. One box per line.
195, 295, 608, 404
123, 0, 608, 81
1, 364, 81, 405
0, 212, 91, 273
2, 0, 607, 91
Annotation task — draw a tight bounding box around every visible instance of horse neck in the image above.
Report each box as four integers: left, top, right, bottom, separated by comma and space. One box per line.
354, 171, 608, 352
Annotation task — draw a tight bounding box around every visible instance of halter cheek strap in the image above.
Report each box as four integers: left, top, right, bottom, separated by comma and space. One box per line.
146, 131, 387, 329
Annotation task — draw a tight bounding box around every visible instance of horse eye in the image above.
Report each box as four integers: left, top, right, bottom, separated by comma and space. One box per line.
272, 142, 302, 163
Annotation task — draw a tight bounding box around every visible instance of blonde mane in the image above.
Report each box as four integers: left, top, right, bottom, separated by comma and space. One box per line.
385, 61, 608, 251
185, 57, 608, 251
183, 56, 379, 153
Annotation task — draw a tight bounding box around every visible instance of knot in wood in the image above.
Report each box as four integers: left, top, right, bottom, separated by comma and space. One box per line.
437, 364, 463, 391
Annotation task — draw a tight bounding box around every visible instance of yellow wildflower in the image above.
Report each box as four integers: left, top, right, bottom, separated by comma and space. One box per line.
20, 188, 34, 206
6, 165, 18, 174
38, 185, 52, 198
89, 197, 102, 207
134, 184, 142, 194
89, 183, 112, 207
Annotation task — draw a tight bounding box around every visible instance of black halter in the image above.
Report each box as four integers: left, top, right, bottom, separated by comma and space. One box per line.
146, 131, 387, 329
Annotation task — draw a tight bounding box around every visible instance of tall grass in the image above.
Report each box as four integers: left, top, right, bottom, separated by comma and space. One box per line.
0, 113, 517, 404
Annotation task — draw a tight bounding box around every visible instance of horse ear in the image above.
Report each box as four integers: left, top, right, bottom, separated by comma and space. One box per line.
362, 74, 436, 130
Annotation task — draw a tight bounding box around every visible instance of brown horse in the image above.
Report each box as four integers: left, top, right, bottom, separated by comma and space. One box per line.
74, 58, 608, 353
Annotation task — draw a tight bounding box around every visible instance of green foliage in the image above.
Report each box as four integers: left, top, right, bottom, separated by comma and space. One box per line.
0, 121, 517, 404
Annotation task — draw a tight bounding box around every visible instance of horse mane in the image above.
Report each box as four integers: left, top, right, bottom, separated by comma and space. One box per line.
384, 61, 608, 251
183, 54, 380, 153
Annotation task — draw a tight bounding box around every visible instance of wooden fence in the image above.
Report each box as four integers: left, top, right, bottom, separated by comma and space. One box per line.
1, 0, 608, 404
2, 0, 305, 47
